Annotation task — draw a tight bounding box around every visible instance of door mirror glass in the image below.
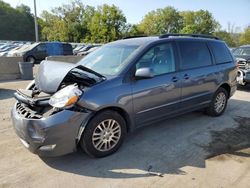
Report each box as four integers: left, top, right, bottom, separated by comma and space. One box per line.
135, 67, 154, 79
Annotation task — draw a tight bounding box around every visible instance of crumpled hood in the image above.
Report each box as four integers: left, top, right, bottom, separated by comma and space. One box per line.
35, 60, 76, 93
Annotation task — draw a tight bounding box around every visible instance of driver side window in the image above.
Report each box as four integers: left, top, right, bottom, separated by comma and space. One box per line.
36, 44, 46, 52
136, 43, 176, 76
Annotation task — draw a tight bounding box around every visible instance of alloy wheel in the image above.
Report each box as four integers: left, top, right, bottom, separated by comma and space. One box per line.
92, 119, 121, 152
214, 92, 226, 113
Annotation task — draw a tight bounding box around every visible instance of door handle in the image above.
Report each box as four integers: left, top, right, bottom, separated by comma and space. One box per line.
183, 74, 189, 80
172, 76, 178, 82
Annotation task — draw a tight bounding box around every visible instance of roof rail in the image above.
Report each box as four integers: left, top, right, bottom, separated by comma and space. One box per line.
123, 35, 147, 39
159, 33, 220, 40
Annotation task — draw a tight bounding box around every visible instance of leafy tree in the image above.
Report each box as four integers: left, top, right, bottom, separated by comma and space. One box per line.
121, 24, 144, 38
0, 1, 35, 41
41, 0, 91, 42
41, 10, 68, 41
239, 27, 250, 45
214, 31, 236, 47
87, 4, 126, 43
138, 6, 183, 35
180, 10, 219, 34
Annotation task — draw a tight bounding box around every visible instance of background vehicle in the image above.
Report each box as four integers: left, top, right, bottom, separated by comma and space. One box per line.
74, 44, 100, 55
73, 44, 85, 54
11, 34, 237, 158
16, 42, 73, 63
77, 46, 100, 56
233, 45, 250, 85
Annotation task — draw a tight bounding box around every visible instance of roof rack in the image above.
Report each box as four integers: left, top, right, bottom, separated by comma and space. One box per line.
123, 35, 147, 39
159, 33, 220, 40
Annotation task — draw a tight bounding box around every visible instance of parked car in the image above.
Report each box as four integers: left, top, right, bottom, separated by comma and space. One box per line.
7, 44, 30, 57
77, 46, 100, 56
0, 44, 17, 52
11, 34, 237, 158
232, 45, 250, 86
73, 44, 85, 54
13, 42, 73, 63
0, 45, 18, 56
74, 44, 96, 55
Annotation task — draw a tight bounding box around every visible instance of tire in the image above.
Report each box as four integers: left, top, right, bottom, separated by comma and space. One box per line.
206, 87, 228, 117
26, 56, 35, 64
80, 110, 126, 158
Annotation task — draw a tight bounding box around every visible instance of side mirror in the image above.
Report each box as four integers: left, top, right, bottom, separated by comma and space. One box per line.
135, 67, 154, 79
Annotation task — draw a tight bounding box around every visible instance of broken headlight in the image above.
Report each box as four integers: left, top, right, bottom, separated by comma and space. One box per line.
49, 84, 82, 108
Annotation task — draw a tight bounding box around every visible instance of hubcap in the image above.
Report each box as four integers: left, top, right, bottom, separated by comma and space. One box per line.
214, 92, 226, 113
92, 119, 121, 152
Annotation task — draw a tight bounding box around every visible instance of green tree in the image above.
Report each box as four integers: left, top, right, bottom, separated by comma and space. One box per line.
180, 10, 219, 34
240, 27, 250, 45
138, 6, 183, 35
87, 4, 126, 43
0, 1, 35, 41
41, 0, 95, 42
121, 24, 144, 38
214, 31, 236, 47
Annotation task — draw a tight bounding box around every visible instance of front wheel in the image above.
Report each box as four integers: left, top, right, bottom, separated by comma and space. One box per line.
206, 87, 228, 117
80, 110, 126, 158
26, 56, 35, 64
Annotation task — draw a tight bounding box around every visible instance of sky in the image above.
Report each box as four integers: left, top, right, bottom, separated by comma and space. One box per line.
5, 0, 250, 31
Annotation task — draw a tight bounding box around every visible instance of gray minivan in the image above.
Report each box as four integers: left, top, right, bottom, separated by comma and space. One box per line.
11, 34, 237, 158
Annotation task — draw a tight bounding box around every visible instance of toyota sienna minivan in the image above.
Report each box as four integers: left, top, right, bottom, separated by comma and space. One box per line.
11, 34, 237, 158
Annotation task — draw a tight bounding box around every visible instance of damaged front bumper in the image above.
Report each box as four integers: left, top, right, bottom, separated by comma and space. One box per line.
11, 102, 92, 157
237, 69, 250, 85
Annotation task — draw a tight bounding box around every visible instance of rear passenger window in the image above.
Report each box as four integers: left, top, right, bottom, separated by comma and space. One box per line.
179, 41, 212, 70
209, 42, 232, 64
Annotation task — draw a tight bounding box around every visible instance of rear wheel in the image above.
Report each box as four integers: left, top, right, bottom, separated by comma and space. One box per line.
80, 110, 126, 158
206, 87, 228, 117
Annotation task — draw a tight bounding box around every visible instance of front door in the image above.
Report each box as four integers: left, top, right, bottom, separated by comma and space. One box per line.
34, 44, 47, 60
131, 43, 181, 126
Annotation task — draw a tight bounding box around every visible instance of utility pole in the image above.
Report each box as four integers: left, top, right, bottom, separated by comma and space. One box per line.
34, 0, 39, 42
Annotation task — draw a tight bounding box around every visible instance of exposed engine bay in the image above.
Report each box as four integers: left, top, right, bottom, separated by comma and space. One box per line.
13, 61, 105, 119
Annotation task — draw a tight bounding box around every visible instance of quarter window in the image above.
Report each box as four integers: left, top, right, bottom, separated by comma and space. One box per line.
209, 41, 233, 64
136, 43, 176, 76
179, 41, 212, 70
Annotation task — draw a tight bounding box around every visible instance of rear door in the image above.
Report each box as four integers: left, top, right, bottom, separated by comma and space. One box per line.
132, 42, 181, 126
177, 40, 218, 110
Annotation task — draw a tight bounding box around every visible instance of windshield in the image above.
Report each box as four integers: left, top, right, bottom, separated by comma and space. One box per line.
233, 47, 250, 56
24, 43, 39, 51
77, 44, 139, 76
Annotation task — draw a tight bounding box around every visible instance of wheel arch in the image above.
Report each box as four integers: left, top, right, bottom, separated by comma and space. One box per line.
76, 106, 133, 144
26, 55, 36, 62
219, 83, 231, 98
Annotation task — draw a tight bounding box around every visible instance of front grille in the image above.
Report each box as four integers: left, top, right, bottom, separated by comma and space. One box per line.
16, 103, 42, 119
238, 61, 246, 69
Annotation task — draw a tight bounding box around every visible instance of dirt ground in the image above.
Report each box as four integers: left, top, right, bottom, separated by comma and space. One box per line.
0, 79, 250, 188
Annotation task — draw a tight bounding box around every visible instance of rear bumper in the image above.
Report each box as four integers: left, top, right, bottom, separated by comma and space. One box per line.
11, 103, 92, 157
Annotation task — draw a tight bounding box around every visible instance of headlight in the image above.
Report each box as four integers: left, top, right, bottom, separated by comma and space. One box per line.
49, 84, 82, 108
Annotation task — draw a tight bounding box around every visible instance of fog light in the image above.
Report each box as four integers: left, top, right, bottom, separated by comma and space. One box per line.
39, 144, 56, 151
